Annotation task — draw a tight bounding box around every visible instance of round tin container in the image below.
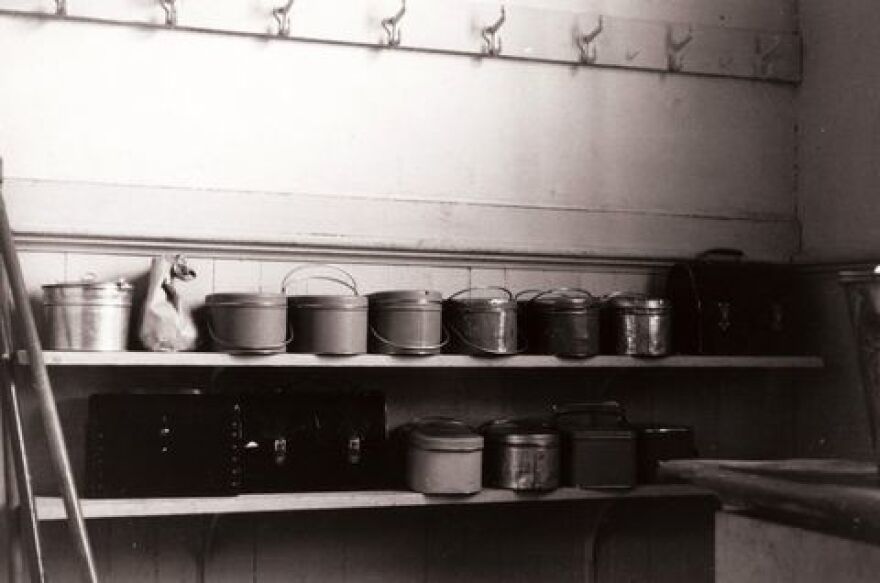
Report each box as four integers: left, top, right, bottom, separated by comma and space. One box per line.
288, 295, 368, 354
406, 418, 483, 494
610, 296, 672, 356
445, 287, 518, 356
368, 290, 444, 355
42, 279, 134, 351
482, 420, 560, 491
206, 293, 288, 354
529, 289, 600, 357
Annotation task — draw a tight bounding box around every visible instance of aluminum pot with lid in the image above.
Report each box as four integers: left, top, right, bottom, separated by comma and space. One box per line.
368, 290, 445, 355
482, 419, 560, 491
607, 294, 672, 356
282, 265, 368, 355
43, 278, 134, 351
206, 292, 288, 354
528, 288, 600, 357
445, 287, 518, 356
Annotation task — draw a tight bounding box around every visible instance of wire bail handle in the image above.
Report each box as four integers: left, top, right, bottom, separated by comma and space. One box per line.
382, 0, 406, 47
447, 286, 513, 302
482, 5, 506, 56
281, 264, 359, 296
273, 0, 295, 37
369, 325, 449, 352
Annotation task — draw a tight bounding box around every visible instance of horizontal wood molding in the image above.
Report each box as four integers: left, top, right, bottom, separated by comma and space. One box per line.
7, 178, 797, 268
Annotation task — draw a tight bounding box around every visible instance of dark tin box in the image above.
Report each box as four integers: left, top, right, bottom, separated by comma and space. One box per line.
86, 392, 243, 498
238, 390, 389, 493
666, 248, 795, 355
553, 401, 637, 490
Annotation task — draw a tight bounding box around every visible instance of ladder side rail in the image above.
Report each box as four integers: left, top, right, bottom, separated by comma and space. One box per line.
0, 197, 44, 583
0, 160, 98, 583
1, 370, 46, 583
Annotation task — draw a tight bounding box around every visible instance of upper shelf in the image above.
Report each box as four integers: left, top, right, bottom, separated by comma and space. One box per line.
22, 351, 824, 369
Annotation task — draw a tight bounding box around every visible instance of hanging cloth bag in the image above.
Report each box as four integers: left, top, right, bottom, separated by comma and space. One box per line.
139, 254, 198, 351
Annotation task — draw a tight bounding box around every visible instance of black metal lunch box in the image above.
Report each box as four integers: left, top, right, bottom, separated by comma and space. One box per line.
86, 392, 243, 498
238, 390, 389, 493
666, 248, 795, 355
553, 402, 637, 489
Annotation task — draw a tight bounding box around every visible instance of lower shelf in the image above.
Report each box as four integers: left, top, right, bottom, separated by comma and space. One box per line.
36, 485, 712, 521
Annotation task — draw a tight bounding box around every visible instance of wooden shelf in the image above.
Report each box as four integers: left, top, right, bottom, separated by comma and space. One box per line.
25, 351, 824, 369
35, 485, 712, 521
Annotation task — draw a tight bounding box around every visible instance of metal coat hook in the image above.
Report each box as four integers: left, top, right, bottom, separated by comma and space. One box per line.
577, 16, 604, 64
667, 24, 694, 72
481, 6, 506, 56
755, 35, 782, 78
55, 0, 67, 16
159, 0, 177, 27
272, 0, 294, 37
381, 0, 406, 47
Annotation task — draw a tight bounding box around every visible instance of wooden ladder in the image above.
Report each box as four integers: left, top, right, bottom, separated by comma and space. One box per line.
0, 158, 99, 582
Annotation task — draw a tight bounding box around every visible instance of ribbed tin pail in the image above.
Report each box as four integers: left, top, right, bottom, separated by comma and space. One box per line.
43, 280, 134, 351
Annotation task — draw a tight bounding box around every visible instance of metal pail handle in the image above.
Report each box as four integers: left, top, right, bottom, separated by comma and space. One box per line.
281, 264, 359, 295
207, 320, 294, 353
444, 323, 524, 356
369, 325, 448, 352
448, 286, 513, 301
528, 287, 595, 304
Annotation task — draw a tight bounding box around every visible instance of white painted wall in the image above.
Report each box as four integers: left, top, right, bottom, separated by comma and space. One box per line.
797, 0, 880, 262
0, 0, 798, 260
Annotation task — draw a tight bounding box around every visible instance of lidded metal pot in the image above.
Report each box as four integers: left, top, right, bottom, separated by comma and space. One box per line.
608, 294, 672, 356
368, 290, 445, 355
482, 419, 560, 491
42, 278, 134, 351
206, 292, 288, 354
405, 417, 484, 494
527, 288, 600, 357
282, 265, 368, 355
444, 287, 518, 356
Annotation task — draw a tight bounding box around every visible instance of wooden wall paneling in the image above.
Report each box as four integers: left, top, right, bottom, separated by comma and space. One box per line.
336, 509, 427, 583
202, 515, 258, 583
384, 265, 471, 296
596, 498, 714, 583
154, 517, 201, 583
715, 372, 796, 459
213, 259, 261, 294
253, 512, 347, 582
422, 504, 587, 583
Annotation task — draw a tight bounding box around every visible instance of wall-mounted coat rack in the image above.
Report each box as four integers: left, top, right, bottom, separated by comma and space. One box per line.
0, 0, 801, 83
